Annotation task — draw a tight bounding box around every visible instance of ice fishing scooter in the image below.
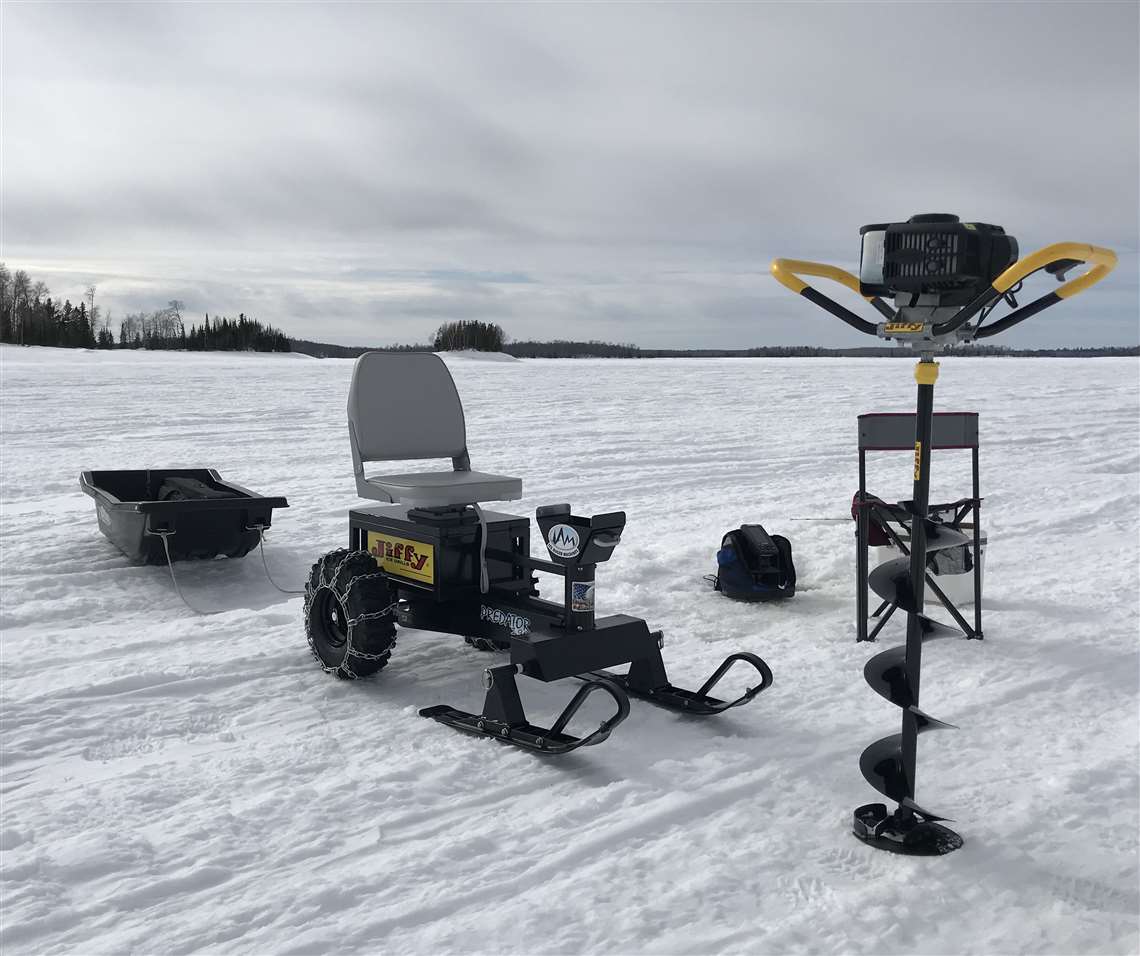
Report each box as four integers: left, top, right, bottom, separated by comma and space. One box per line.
772, 214, 1116, 854
302, 352, 773, 755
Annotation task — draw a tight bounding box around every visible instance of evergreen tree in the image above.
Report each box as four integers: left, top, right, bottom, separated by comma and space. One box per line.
60, 300, 74, 347
432, 320, 506, 352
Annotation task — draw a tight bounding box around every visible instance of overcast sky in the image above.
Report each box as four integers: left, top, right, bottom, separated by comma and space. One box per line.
3, 2, 1138, 348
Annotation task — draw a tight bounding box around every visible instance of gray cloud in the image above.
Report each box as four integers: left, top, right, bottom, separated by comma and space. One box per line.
3, 2, 1137, 348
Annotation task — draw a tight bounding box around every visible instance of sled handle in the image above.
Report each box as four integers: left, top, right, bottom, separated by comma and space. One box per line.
769, 259, 893, 335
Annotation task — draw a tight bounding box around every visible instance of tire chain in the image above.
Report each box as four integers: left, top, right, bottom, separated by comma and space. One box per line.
306, 550, 400, 678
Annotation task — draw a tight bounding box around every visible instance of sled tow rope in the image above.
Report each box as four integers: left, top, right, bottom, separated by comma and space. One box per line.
249, 524, 307, 595
149, 525, 305, 615
153, 530, 221, 616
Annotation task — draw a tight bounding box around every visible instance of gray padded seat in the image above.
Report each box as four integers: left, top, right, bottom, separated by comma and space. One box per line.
348, 352, 522, 507
363, 471, 522, 508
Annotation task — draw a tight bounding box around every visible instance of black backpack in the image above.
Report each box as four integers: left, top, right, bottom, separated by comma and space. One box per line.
712, 524, 796, 602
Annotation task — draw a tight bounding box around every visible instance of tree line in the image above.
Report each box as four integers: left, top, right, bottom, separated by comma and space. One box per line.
0, 263, 102, 348
505, 339, 640, 358
0, 263, 289, 352
290, 339, 430, 358
117, 308, 290, 352
432, 320, 505, 352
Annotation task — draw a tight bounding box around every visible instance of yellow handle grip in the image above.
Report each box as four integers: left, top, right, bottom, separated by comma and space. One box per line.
994, 242, 1117, 299
770, 258, 871, 300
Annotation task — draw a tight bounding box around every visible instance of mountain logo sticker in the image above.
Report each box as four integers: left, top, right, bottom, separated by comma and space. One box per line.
547, 523, 581, 559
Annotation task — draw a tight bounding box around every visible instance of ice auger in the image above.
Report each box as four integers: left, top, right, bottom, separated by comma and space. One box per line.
772, 214, 1117, 854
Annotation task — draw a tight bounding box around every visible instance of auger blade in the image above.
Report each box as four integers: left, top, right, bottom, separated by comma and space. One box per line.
868, 557, 916, 610
859, 734, 952, 822
859, 733, 911, 803
922, 521, 971, 553
864, 645, 912, 708
876, 500, 971, 553
919, 615, 959, 640
907, 704, 957, 732
863, 651, 959, 727
869, 559, 973, 620
900, 797, 952, 823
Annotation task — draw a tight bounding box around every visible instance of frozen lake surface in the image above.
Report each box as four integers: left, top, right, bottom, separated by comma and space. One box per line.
2, 346, 1138, 954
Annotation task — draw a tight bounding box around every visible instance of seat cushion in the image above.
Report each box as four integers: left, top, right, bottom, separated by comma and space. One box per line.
364, 470, 523, 507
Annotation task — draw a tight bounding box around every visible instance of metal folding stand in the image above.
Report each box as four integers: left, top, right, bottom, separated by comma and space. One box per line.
854, 412, 983, 643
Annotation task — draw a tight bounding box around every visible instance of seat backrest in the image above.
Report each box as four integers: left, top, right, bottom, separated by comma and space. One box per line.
348, 352, 467, 464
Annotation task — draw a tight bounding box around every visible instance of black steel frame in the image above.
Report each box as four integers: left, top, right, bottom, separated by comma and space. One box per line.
347, 503, 773, 753
854, 413, 983, 642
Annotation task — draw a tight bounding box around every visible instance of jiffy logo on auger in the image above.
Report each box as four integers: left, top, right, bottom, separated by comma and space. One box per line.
546, 523, 580, 558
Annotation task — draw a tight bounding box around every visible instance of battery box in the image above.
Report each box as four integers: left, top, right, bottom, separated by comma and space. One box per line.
349, 504, 531, 601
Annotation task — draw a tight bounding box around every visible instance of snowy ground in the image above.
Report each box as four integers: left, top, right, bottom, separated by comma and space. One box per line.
1, 345, 1137, 955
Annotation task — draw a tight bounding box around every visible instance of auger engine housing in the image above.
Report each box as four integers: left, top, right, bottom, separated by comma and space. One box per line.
858, 214, 1019, 305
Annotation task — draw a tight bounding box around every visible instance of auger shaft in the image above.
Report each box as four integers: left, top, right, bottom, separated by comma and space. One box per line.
899, 357, 939, 810
852, 355, 963, 854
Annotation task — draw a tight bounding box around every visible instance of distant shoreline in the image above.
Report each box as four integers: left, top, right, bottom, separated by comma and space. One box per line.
289, 339, 1140, 360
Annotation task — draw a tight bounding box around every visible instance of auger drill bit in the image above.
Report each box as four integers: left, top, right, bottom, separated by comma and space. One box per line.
853, 360, 965, 855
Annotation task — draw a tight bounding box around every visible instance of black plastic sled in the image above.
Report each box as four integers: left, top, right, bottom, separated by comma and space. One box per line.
80, 468, 288, 565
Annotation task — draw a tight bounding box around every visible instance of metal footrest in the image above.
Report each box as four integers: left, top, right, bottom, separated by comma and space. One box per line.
586, 651, 774, 716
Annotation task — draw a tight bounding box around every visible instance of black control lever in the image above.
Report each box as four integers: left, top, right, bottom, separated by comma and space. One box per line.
1046, 258, 1082, 282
